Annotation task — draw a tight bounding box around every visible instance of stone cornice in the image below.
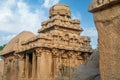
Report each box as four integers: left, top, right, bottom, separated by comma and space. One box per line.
19, 32, 92, 53
38, 18, 82, 33
18, 43, 92, 53
89, 0, 120, 13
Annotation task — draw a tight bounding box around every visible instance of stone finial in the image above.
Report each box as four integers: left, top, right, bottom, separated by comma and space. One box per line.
89, 0, 120, 12
49, 4, 71, 18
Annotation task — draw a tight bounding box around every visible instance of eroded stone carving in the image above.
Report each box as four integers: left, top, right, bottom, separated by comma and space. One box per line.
36, 48, 43, 57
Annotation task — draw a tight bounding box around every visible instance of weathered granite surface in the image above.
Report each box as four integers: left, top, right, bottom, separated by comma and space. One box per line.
89, 0, 120, 80
71, 52, 100, 80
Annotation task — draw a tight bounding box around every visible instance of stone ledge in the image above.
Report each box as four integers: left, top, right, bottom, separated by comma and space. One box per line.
89, 0, 120, 13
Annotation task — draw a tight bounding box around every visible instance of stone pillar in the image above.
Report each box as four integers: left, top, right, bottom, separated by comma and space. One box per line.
89, 0, 120, 80
36, 48, 41, 80
52, 49, 63, 80
3, 59, 7, 80
69, 51, 76, 80
32, 52, 37, 80
19, 59, 25, 80
37, 49, 52, 80
18, 54, 25, 80
36, 55, 41, 80
52, 48, 65, 80
69, 54, 74, 79
61, 52, 70, 80
25, 54, 29, 80
76, 52, 83, 65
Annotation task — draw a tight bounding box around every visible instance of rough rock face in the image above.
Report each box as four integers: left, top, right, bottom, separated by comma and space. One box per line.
0, 60, 4, 80
89, 0, 120, 80
71, 52, 100, 80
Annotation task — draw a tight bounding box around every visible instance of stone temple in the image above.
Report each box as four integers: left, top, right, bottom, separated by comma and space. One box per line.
0, 4, 92, 80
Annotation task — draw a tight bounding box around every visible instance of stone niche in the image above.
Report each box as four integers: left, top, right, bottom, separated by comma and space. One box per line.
89, 0, 120, 80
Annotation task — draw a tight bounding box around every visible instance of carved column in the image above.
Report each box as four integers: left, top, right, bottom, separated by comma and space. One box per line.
70, 51, 76, 69
36, 48, 53, 80
46, 49, 53, 80
3, 58, 8, 80
52, 48, 62, 80
19, 59, 25, 80
38, 49, 46, 80
25, 53, 29, 80
61, 51, 69, 79
18, 54, 25, 80
89, 0, 120, 80
32, 51, 37, 80
5, 58, 11, 80
76, 52, 83, 65
68, 51, 74, 80
36, 48, 41, 80
13, 54, 20, 80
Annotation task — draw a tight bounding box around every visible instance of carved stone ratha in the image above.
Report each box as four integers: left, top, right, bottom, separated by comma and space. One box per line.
0, 4, 92, 80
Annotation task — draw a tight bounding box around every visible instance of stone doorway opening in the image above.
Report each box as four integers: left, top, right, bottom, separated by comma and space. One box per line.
29, 53, 32, 78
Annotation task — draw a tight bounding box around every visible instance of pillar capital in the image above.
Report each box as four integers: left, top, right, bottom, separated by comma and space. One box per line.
52, 48, 60, 57
36, 48, 43, 57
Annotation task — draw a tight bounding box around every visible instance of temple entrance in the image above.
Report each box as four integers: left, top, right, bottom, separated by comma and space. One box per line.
29, 53, 32, 78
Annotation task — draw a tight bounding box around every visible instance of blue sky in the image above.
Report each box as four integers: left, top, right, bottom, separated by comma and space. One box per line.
0, 0, 98, 49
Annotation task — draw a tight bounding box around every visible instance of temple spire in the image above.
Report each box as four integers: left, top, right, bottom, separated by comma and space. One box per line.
38, 4, 83, 35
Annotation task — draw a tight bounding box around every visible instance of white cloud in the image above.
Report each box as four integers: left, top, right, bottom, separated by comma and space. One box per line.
0, 0, 48, 45
0, 34, 16, 45
81, 27, 98, 49
72, 12, 82, 21
43, 0, 60, 8
0, 0, 98, 49
1, 35, 15, 41
71, 11, 98, 49
0, 0, 47, 34
81, 27, 98, 37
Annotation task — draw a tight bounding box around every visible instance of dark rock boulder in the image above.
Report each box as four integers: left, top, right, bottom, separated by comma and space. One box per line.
71, 52, 100, 80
